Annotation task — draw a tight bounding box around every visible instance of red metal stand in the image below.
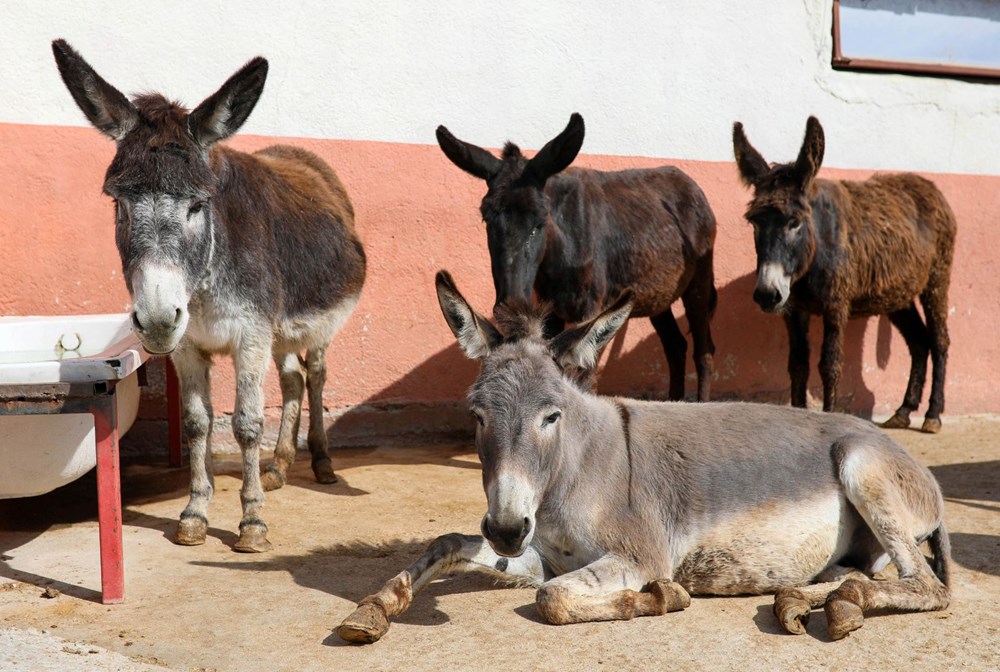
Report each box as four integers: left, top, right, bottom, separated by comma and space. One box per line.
91, 392, 124, 604
0, 380, 127, 604
165, 357, 183, 467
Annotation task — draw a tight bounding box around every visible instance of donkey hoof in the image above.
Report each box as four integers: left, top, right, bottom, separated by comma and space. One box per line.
337, 603, 390, 644
175, 516, 208, 546
261, 467, 287, 492
645, 579, 691, 613
774, 589, 811, 635
880, 413, 911, 430
312, 457, 338, 484
920, 417, 942, 434
825, 597, 864, 640
234, 525, 272, 553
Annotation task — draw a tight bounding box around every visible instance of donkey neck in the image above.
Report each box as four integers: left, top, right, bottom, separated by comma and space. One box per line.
545, 381, 628, 502
536, 173, 604, 321
184, 147, 269, 322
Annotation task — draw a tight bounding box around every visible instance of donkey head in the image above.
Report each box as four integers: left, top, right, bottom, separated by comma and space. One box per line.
436, 114, 586, 312
52, 40, 268, 354
435, 270, 632, 556
733, 116, 825, 313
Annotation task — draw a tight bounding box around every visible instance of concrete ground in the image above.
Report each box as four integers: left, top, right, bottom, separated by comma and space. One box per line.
0, 415, 997, 672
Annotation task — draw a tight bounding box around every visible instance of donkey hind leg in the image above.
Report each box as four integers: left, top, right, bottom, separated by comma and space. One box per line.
784, 311, 810, 408
919, 279, 951, 434
304, 346, 336, 483
773, 567, 870, 635
823, 442, 950, 640
262, 352, 306, 491
881, 304, 930, 431
232, 328, 274, 553
536, 555, 690, 625
681, 250, 717, 402
172, 345, 215, 546
337, 534, 547, 644
650, 311, 688, 401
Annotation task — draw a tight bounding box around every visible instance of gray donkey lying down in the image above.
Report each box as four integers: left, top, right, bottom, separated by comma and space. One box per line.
338, 271, 950, 643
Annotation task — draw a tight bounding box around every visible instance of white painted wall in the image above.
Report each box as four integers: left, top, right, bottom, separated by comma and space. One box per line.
1, 0, 997, 174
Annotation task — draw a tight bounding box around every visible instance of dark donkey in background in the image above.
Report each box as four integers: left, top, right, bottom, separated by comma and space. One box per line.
733, 117, 956, 432
53, 40, 366, 552
436, 114, 718, 400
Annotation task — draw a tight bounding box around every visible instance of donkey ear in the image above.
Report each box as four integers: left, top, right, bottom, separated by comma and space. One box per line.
522, 113, 585, 186
550, 290, 633, 372
52, 39, 138, 142
435, 125, 502, 181
732, 121, 769, 188
794, 116, 825, 188
188, 57, 268, 147
436, 271, 502, 359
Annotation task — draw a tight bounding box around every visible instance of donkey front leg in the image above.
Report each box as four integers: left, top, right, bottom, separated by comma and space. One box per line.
338, 534, 547, 644
784, 310, 810, 408
172, 345, 215, 546
535, 555, 690, 625
819, 310, 847, 412
232, 328, 274, 553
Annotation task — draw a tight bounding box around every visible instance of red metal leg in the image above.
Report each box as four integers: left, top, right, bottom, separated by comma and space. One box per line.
166, 357, 184, 467
92, 394, 124, 605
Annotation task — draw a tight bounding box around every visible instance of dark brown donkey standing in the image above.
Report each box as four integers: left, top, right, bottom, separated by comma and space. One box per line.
733, 116, 956, 432
52, 40, 366, 551
436, 114, 718, 400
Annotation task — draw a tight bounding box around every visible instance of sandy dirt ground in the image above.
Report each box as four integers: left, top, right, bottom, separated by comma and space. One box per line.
0, 415, 997, 672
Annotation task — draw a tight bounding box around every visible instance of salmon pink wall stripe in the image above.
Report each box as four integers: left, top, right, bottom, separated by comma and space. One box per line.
1, 122, 997, 418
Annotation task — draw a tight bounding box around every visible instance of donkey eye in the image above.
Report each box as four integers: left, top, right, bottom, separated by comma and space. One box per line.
471, 410, 485, 427
541, 410, 562, 428
788, 219, 802, 231
188, 200, 207, 217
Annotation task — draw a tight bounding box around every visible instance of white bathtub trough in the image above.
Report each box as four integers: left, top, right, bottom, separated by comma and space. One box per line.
0, 314, 149, 498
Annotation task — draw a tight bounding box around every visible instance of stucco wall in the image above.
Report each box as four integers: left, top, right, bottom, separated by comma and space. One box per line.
1, 1, 998, 434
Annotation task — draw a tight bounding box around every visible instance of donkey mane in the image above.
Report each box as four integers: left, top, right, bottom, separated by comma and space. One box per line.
105, 93, 215, 196
501, 142, 522, 160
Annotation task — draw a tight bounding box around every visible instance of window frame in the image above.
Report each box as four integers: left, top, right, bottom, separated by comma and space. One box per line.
831, 0, 1000, 80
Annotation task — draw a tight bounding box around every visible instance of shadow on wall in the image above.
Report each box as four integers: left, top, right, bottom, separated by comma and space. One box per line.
324, 270, 904, 449
598, 271, 890, 418
325, 342, 480, 447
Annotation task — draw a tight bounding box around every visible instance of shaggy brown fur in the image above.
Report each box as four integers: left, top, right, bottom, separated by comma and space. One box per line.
733, 117, 956, 432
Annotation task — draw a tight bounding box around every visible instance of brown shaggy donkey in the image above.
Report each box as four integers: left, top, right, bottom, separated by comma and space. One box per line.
733, 117, 956, 433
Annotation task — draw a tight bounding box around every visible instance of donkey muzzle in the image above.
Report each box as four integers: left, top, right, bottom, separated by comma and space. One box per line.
481, 513, 533, 557
130, 264, 190, 354
754, 262, 791, 313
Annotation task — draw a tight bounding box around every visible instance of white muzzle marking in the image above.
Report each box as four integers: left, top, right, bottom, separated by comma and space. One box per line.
130, 263, 189, 353
757, 262, 792, 311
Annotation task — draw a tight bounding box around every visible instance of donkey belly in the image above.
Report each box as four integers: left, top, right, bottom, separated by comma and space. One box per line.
273, 292, 360, 353
672, 491, 859, 595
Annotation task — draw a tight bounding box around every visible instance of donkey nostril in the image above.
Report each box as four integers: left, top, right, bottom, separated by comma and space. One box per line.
173, 307, 183, 325
131, 312, 144, 332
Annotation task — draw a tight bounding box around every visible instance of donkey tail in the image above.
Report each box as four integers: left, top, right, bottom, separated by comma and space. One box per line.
928, 523, 952, 588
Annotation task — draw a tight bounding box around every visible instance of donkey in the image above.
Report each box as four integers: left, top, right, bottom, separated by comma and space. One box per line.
336, 271, 950, 643
52, 40, 366, 552
733, 117, 956, 433
436, 114, 718, 400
